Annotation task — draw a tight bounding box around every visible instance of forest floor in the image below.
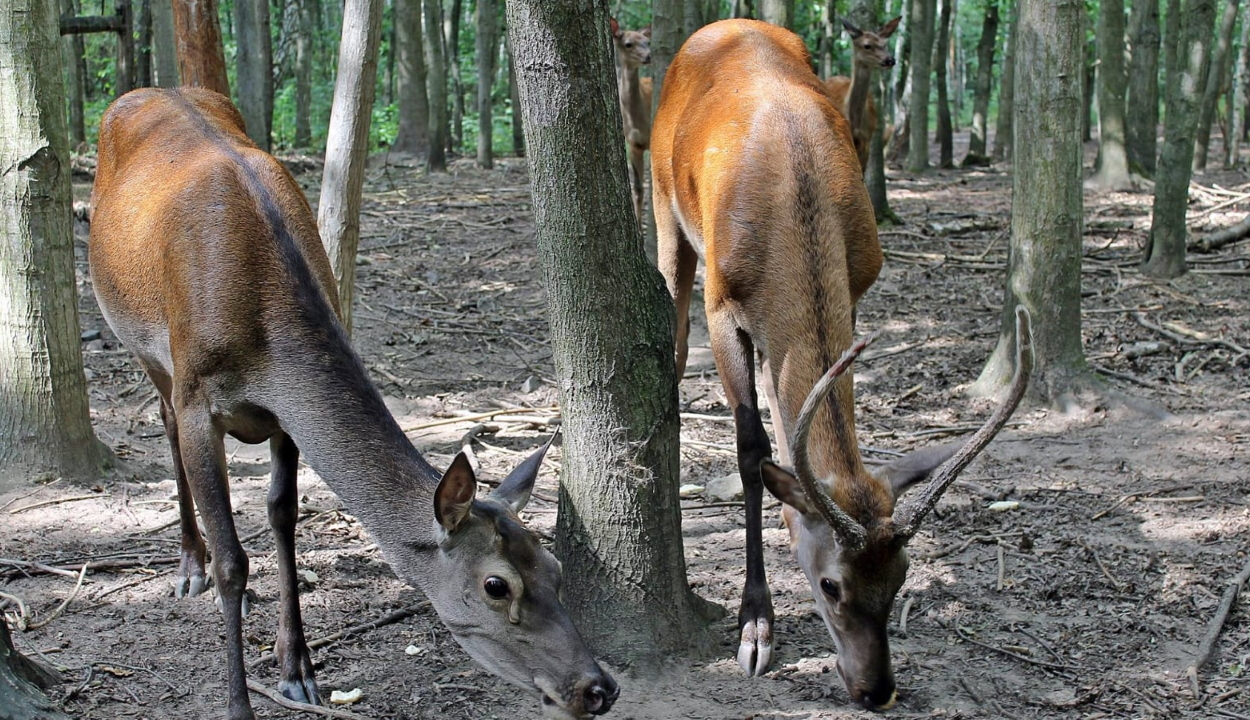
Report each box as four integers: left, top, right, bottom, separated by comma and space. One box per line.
2, 134, 1249, 720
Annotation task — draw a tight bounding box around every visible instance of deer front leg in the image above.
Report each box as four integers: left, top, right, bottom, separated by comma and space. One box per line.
709, 311, 774, 677
268, 433, 320, 705
160, 401, 210, 600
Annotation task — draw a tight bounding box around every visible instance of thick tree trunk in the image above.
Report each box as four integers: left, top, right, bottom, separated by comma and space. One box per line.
507, 33, 524, 156
150, 0, 177, 86
235, 0, 273, 150
1126, 0, 1160, 175
974, 0, 1092, 405
60, 0, 86, 146
447, 0, 464, 153
760, 0, 794, 29
392, 0, 429, 155
475, 0, 497, 168
423, 0, 448, 170
965, 0, 997, 161
294, 0, 314, 147
933, 0, 953, 168
1, 0, 111, 490
1193, 0, 1237, 170
505, 0, 716, 665
0, 621, 67, 720
317, 0, 383, 334
1229, 2, 1250, 166
172, 0, 229, 94
1144, 0, 1216, 278
1089, 0, 1131, 189
907, 0, 934, 171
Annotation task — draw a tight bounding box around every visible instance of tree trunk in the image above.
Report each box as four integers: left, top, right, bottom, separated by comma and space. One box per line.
505, 0, 716, 665
294, 0, 314, 147
818, 0, 836, 78
966, 0, 997, 160
506, 33, 524, 156
1089, 0, 1131, 189
933, 0, 953, 168
446, 0, 464, 153
973, 0, 1093, 405
648, 0, 686, 261
235, 0, 273, 150
317, 0, 383, 334
150, 0, 178, 86
0, 621, 67, 720
1144, 0, 1216, 278
60, 0, 86, 146
1228, 2, 1250, 166
1193, 0, 1237, 169
991, 0, 1015, 161
1125, 0, 1160, 175
136, 0, 152, 87
1, 0, 111, 490
760, 0, 794, 29
114, 0, 134, 95
907, 0, 934, 171
949, 0, 961, 132
1082, 40, 1095, 142
172, 0, 229, 94
423, 0, 448, 170
392, 0, 429, 154
887, 0, 911, 163
475, 0, 497, 168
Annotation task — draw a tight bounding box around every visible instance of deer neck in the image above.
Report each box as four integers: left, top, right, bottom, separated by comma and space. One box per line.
846, 62, 874, 137
617, 60, 649, 136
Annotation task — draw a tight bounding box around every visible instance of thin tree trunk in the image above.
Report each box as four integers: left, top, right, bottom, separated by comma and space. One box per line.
1082, 40, 1095, 142
150, 0, 178, 86
1228, 2, 1250, 166
446, 0, 463, 153
294, 0, 314, 147
60, 0, 86, 146
887, 0, 910, 163
317, 0, 383, 334
991, 0, 1015, 161
475, 0, 497, 167
392, 0, 429, 155
965, 0, 996, 161
906, 0, 934, 171
136, 0, 152, 86
1126, 0, 1160, 175
819, 0, 836, 78
505, 0, 716, 664
423, 0, 448, 170
172, 0, 230, 94
235, 0, 273, 149
1144, 0, 1216, 278
974, 0, 1093, 405
1193, 0, 1238, 169
1089, 0, 1132, 189
114, 0, 133, 95
933, 0, 953, 168
949, 0, 960, 132
760, 0, 794, 29
1, 0, 111, 489
507, 33, 524, 156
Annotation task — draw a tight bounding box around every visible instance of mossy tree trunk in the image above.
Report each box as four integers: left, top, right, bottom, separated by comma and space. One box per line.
506, 0, 716, 665
1089, 0, 1132, 189
907, 0, 934, 171
965, 0, 996, 161
392, 0, 429, 155
1125, 0, 1160, 175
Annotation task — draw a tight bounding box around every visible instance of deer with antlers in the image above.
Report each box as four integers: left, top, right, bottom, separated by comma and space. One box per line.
652, 20, 1032, 709
824, 17, 901, 171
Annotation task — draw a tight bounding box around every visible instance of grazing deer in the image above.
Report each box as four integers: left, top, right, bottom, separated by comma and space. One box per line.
652, 20, 1032, 709
89, 87, 618, 720
824, 17, 901, 170
610, 17, 652, 227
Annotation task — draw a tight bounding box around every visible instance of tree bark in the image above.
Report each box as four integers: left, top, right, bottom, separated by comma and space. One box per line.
136, 0, 152, 87
1, 0, 111, 490
392, 0, 429, 155
505, 0, 715, 664
887, 0, 911, 164
172, 0, 229, 94
0, 621, 67, 720
446, 0, 464, 153
965, 0, 996, 161
818, 0, 836, 78
475, 0, 497, 168
1228, 1, 1250, 166
113, 0, 133, 95
235, 0, 273, 150
317, 0, 383, 334
934, 0, 953, 168
991, 0, 1015, 161
294, 0, 315, 147
60, 0, 86, 146
760, 0, 794, 29
1082, 40, 1094, 142
973, 0, 1093, 406
423, 0, 448, 170
1089, 0, 1132, 189
648, 0, 686, 260
1144, 0, 1216, 278
1192, 0, 1237, 170
506, 33, 524, 156
907, 0, 934, 171
150, 0, 177, 86
1125, 0, 1160, 175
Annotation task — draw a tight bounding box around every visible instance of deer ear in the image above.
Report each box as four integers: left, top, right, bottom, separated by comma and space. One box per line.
610, 16, 622, 38
490, 434, 556, 513
876, 441, 960, 499
841, 19, 863, 38
435, 452, 478, 532
642, 25, 652, 38
879, 16, 902, 37
761, 460, 818, 517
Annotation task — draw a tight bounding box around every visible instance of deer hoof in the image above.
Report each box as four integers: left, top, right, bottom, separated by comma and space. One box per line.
737, 616, 773, 677
278, 677, 321, 706
173, 572, 209, 599
213, 589, 255, 617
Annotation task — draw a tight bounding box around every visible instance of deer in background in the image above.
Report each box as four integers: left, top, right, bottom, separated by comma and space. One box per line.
652, 20, 1032, 709
611, 17, 652, 227
89, 87, 618, 720
824, 17, 901, 171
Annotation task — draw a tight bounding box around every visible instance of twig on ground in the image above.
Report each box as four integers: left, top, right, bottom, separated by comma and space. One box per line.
249, 601, 432, 669
400, 406, 558, 433
898, 596, 915, 637
9, 494, 107, 515
996, 543, 1006, 591
1184, 556, 1250, 699
247, 678, 371, 719
1078, 541, 1125, 591
0, 479, 61, 512
27, 563, 88, 630
948, 621, 1079, 672
93, 569, 174, 601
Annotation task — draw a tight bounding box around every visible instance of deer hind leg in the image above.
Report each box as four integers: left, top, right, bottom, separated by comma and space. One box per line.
758, 355, 803, 545
268, 433, 320, 705
175, 402, 254, 720
708, 311, 775, 677
656, 197, 698, 377
159, 399, 210, 600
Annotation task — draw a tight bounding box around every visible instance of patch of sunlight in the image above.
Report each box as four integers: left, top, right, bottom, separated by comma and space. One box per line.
1138, 514, 1250, 543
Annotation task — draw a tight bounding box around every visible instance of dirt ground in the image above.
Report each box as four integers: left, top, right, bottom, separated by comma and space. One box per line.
2, 134, 1249, 720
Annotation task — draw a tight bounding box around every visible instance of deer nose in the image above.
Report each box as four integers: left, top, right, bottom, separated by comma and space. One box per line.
882, 57, 897, 68
582, 672, 619, 715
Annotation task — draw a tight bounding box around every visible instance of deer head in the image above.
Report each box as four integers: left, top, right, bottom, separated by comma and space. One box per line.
610, 17, 652, 69
421, 438, 619, 718
762, 308, 1033, 709
842, 16, 901, 70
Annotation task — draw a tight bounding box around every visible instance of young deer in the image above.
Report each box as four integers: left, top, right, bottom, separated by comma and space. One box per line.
824, 17, 901, 170
610, 17, 652, 227
89, 87, 618, 720
652, 20, 1032, 709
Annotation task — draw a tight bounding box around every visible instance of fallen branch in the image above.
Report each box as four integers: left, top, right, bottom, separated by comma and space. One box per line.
9, 494, 107, 515
247, 678, 372, 719
1185, 556, 1250, 698
27, 564, 88, 630
249, 601, 431, 669
1190, 214, 1250, 253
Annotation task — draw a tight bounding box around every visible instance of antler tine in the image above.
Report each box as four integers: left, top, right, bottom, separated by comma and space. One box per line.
895, 307, 1034, 539
791, 335, 877, 552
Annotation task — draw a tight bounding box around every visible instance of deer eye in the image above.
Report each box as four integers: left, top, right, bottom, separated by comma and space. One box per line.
484, 576, 510, 599
820, 578, 841, 601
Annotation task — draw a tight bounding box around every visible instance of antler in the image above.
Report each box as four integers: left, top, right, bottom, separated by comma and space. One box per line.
791, 335, 877, 553
893, 306, 1034, 540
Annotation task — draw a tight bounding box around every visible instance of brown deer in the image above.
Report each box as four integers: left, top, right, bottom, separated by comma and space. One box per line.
88, 87, 618, 720
652, 20, 1032, 709
610, 17, 652, 227
824, 17, 901, 170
